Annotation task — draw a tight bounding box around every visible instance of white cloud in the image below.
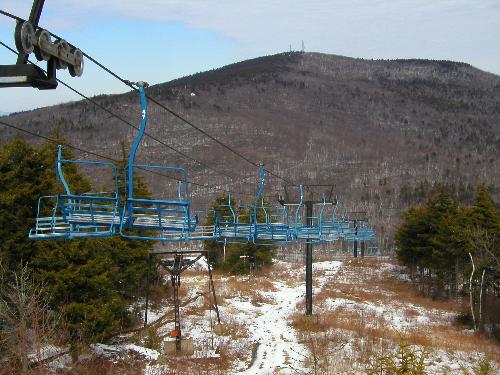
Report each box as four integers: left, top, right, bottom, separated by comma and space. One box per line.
2, 1, 500, 72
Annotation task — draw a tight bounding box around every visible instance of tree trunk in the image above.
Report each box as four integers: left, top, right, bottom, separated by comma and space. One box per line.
468, 252, 477, 331
478, 268, 486, 333
427, 269, 432, 297
419, 267, 425, 295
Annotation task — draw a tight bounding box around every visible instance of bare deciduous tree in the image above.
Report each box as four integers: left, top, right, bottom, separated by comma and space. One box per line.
467, 228, 499, 333
0, 263, 62, 374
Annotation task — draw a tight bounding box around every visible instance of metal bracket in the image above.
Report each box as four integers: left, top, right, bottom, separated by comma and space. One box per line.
0, 63, 56, 89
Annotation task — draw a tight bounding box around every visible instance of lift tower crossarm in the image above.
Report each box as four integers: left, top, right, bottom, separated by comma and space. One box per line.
281, 184, 336, 316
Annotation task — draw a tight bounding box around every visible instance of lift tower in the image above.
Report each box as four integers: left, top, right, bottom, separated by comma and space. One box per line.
281, 185, 335, 315
144, 250, 221, 354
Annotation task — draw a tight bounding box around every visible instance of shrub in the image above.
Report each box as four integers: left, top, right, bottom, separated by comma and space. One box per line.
366, 340, 428, 375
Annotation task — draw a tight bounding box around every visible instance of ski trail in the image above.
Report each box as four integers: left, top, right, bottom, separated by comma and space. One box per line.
238, 280, 305, 374
237, 261, 342, 374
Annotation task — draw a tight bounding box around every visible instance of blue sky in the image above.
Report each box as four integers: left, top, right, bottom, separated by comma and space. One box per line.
1, 0, 499, 113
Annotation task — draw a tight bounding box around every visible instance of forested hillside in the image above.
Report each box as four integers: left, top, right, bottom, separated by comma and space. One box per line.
1, 52, 499, 250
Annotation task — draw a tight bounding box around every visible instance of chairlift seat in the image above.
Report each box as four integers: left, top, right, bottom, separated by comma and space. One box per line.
121, 197, 197, 239
29, 195, 71, 240
215, 221, 253, 243
254, 222, 290, 241
60, 193, 121, 226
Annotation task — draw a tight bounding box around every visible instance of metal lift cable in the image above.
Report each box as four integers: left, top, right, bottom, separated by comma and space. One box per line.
0, 32, 235, 181
1, 9, 295, 186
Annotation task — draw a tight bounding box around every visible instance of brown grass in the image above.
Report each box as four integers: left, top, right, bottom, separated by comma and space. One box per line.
408, 326, 500, 359
221, 316, 250, 340
250, 291, 275, 306
294, 330, 355, 374
217, 273, 278, 303
154, 338, 236, 374
71, 357, 143, 375
265, 261, 304, 282
301, 258, 500, 362
319, 258, 461, 312
376, 277, 461, 312
292, 305, 500, 361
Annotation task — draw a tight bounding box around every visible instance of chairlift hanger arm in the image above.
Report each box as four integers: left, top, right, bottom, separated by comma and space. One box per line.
56, 145, 71, 195
127, 82, 148, 200
253, 164, 265, 228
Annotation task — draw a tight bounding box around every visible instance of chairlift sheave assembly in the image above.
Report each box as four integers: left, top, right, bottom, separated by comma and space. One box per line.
0, 0, 84, 89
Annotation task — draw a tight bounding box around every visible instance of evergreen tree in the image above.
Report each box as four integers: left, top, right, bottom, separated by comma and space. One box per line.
468, 185, 500, 234
0, 138, 153, 343
0, 138, 49, 268
395, 188, 467, 297
204, 194, 273, 273
427, 190, 466, 295
204, 194, 232, 267
395, 206, 432, 273
396, 184, 499, 335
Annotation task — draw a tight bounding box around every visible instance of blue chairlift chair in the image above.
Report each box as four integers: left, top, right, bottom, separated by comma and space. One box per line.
292, 186, 328, 243
214, 193, 253, 244
29, 145, 120, 239
343, 225, 358, 241
319, 197, 342, 242
119, 82, 197, 241
356, 222, 376, 241
252, 165, 291, 246
341, 215, 375, 242
335, 209, 351, 239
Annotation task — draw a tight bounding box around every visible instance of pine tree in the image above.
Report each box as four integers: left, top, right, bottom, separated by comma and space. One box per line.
204, 194, 232, 267
395, 206, 432, 273
395, 188, 467, 297
0, 138, 153, 344
204, 194, 273, 273
0, 138, 52, 268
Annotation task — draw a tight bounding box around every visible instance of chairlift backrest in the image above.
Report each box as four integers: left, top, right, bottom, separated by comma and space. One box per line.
214, 192, 253, 243
252, 165, 291, 246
